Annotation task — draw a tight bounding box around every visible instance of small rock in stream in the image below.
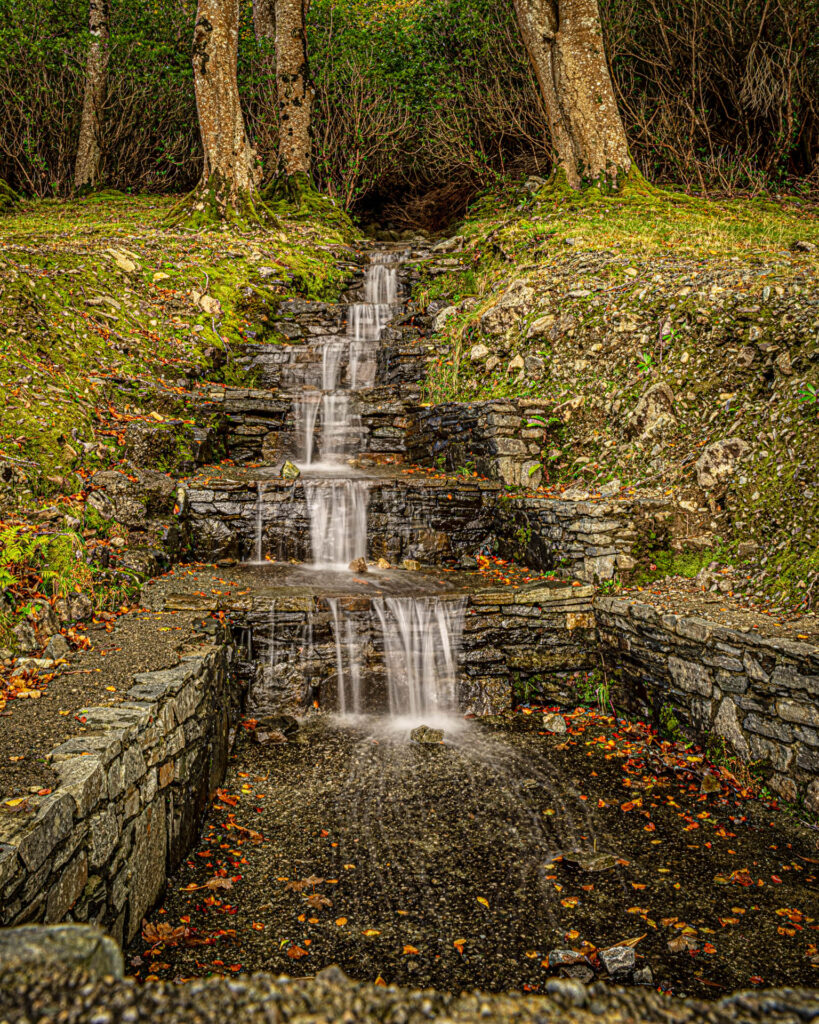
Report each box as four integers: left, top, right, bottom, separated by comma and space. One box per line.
348, 557, 368, 573
375, 557, 391, 569
280, 460, 301, 480
541, 712, 567, 734
402, 559, 421, 571
410, 725, 444, 744
598, 945, 636, 976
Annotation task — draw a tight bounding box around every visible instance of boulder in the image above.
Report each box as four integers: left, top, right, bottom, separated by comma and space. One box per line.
626, 383, 675, 439
410, 725, 444, 744
694, 437, 750, 489
0, 924, 123, 980
479, 280, 535, 337
433, 306, 458, 332
432, 235, 464, 254
280, 460, 301, 480
124, 420, 194, 474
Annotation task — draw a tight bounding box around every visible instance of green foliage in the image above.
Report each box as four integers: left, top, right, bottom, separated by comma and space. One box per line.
0, 524, 91, 597
659, 702, 684, 742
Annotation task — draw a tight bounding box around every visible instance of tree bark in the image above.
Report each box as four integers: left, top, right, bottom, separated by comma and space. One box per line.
74, 0, 109, 191
252, 0, 276, 42
512, 0, 632, 188
275, 0, 312, 177
190, 0, 261, 219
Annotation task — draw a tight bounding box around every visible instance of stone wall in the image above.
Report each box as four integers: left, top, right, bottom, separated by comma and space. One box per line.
155, 583, 596, 718
193, 386, 419, 465
497, 493, 670, 583
0, 645, 240, 943
184, 474, 499, 565
408, 399, 551, 489
596, 596, 819, 810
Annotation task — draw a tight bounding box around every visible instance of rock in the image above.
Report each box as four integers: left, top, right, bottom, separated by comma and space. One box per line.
432, 235, 464, 253
410, 725, 444, 744
402, 559, 421, 571
694, 437, 750, 489
700, 773, 721, 794
736, 345, 756, 368
541, 713, 567, 734
775, 350, 793, 375
433, 306, 459, 332
480, 280, 535, 337
598, 477, 621, 497
375, 557, 391, 569
193, 292, 222, 316
485, 355, 500, 371
13, 621, 37, 653
348, 557, 368, 573
469, 343, 490, 362
124, 420, 193, 474
598, 945, 636, 976
107, 249, 136, 273
627, 383, 675, 439
564, 851, 618, 872
152, 271, 170, 282
633, 966, 654, 986
280, 460, 301, 480
43, 634, 70, 660
0, 648, 12, 662
737, 540, 759, 560
523, 175, 546, 192
458, 555, 479, 570
508, 354, 525, 373
524, 354, 545, 377
790, 239, 817, 253
526, 315, 555, 339
712, 697, 750, 759
195, 519, 238, 561
0, 924, 123, 979
68, 593, 94, 622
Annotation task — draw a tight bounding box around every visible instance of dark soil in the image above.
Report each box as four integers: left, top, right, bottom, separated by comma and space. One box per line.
132, 709, 819, 998
0, 609, 200, 797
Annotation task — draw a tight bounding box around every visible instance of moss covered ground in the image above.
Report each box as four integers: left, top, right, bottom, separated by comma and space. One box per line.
415, 181, 819, 610
0, 192, 354, 658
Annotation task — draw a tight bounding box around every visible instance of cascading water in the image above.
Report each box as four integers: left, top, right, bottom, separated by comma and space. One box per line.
304, 480, 369, 570
373, 597, 466, 722
295, 254, 399, 467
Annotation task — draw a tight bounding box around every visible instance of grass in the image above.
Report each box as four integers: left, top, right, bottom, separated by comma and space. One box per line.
0, 193, 354, 501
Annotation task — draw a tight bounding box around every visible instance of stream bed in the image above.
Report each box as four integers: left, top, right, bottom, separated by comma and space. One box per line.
132, 709, 819, 998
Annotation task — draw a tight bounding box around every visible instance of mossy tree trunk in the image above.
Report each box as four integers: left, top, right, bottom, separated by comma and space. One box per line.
512, 0, 632, 189
275, 0, 312, 178
189, 0, 262, 222
74, 0, 109, 191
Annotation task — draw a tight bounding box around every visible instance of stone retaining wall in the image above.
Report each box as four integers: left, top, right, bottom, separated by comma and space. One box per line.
408, 399, 551, 489
0, 645, 240, 943
157, 584, 596, 718
596, 596, 819, 810
497, 493, 670, 583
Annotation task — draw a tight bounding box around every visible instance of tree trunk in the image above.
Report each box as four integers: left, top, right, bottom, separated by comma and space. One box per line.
189, 0, 261, 221
512, 0, 632, 188
252, 0, 276, 41
275, 0, 312, 178
74, 0, 109, 191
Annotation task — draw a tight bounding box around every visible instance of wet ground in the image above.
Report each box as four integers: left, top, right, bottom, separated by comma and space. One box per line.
132, 709, 819, 998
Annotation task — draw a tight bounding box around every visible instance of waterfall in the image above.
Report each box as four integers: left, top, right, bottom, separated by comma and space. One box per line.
295, 255, 400, 466
328, 598, 363, 716
250, 481, 265, 564
304, 480, 369, 569
373, 597, 466, 720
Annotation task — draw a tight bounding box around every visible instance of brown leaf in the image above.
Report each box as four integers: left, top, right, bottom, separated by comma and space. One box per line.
286, 945, 309, 959
305, 892, 331, 909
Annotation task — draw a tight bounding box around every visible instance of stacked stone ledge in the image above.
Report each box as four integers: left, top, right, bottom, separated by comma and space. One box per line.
0, 644, 240, 943
596, 596, 819, 810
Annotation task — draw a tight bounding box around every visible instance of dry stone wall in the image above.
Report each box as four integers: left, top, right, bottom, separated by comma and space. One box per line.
0, 645, 240, 943
408, 399, 551, 489
596, 596, 819, 810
